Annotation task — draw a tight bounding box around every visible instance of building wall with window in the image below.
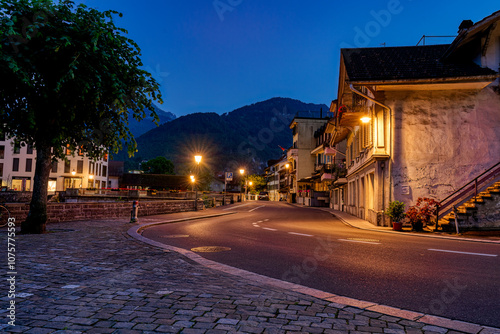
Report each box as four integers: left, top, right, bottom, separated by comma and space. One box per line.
0, 136, 108, 192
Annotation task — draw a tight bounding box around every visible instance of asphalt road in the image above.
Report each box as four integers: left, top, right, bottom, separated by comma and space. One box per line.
142, 201, 500, 327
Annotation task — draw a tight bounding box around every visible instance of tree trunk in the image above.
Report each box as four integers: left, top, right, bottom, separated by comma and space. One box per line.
21, 145, 52, 234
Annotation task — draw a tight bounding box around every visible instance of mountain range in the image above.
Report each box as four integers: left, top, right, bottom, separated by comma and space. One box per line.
128, 104, 176, 137
121, 97, 329, 173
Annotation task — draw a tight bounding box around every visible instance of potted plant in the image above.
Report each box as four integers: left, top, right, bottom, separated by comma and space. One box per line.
406, 197, 440, 231
385, 201, 406, 231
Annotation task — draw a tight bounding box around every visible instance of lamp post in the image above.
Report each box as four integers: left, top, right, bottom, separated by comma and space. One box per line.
239, 169, 245, 202
248, 181, 253, 200
193, 155, 202, 210
71, 169, 76, 188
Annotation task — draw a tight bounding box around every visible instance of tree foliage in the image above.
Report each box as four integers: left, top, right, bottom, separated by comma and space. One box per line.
245, 174, 266, 194
0, 0, 162, 233
141, 156, 174, 175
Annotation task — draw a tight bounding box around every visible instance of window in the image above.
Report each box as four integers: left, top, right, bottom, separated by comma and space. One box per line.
25, 158, 32, 172
13, 158, 19, 172
64, 160, 70, 173
0, 163, 3, 177
0, 145, 4, 159
77, 160, 83, 174
51, 161, 58, 173
27, 145, 33, 154
13, 143, 20, 154
102, 165, 107, 177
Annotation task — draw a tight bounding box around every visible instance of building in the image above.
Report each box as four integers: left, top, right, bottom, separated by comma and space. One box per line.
0, 136, 109, 192
329, 12, 500, 226
288, 113, 329, 204
265, 157, 289, 201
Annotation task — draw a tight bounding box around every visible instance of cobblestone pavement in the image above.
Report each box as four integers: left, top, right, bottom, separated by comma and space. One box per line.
1, 215, 499, 334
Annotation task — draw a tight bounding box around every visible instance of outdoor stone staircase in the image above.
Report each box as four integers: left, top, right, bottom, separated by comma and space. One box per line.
440, 182, 500, 231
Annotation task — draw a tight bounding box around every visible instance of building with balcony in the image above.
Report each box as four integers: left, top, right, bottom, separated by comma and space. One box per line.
0, 136, 109, 192
330, 12, 500, 226
288, 114, 329, 204
265, 157, 290, 201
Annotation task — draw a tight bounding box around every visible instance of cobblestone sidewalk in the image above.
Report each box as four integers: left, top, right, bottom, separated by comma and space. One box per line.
1, 217, 499, 334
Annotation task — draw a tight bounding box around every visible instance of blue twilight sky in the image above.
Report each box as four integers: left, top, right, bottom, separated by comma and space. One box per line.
74, 0, 499, 117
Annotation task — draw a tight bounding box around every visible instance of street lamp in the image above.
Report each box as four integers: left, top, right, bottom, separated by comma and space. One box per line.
193, 155, 202, 210
239, 169, 245, 202
248, 181, 253, 200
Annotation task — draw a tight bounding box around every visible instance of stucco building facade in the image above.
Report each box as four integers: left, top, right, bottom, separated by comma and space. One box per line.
330, 12, 500, 226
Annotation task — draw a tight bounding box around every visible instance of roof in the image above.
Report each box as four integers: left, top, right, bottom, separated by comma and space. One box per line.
341, 44, 497, 83
443, 10, 500, 60
121, 173, 190, 189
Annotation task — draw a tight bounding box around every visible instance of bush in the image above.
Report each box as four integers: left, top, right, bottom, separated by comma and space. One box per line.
385, 201, 406, 223
406, 197, 440, 231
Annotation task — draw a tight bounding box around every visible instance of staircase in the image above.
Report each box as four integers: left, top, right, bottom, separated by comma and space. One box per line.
439, 182, 500, 231
436, 162, 500, 231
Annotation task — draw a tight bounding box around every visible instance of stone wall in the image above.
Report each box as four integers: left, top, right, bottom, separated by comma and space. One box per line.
5, 200, 204, 224
389, 85, 500, 206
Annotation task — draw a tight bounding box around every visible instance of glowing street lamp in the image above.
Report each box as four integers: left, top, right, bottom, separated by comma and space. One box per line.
193, 155, 202, 210
239, 169, 245, 201
360, 116, 371, 123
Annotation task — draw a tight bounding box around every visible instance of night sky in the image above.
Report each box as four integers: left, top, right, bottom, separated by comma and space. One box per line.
74, 0, 499, 117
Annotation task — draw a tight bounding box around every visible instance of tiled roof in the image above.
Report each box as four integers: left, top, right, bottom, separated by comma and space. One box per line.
341, 44, 497, 83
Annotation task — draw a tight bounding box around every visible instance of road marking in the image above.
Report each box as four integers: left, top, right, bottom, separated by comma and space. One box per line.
338, 239, 381, 245
262, 227, 278, 231
248, 205, 266, 212
264, 219, 269, 222
253, 225, 260, 228
223, 203, 251, 210
288, 232, 313, 237
428, 249, 498, 257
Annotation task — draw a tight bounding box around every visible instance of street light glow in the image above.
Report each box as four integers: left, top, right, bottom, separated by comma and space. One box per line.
285, 163, 290, 169
194, 155, 202, 164
239, 169, 244, 175
361, 116, 371, 123
71, 169, 76, 176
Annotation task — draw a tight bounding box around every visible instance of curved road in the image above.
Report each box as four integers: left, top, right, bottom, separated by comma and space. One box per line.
142, 201, 500, 327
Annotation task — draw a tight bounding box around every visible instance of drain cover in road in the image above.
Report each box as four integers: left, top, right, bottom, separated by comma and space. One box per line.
191, 246, 231, 252
160, 235, 190, 238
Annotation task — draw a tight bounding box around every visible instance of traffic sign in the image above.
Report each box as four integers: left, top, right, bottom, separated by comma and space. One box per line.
226, 172, 233, 181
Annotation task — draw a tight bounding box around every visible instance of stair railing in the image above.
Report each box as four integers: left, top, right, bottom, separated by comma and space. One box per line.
435, 161, 500, 230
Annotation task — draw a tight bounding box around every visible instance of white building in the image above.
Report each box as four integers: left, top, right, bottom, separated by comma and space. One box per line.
0, 136, 109, 192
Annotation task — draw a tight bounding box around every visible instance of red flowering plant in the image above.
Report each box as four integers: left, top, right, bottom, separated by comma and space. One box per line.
405, 197, 440, 231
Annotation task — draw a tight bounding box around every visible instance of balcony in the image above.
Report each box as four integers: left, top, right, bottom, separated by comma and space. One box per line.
287, 148, 298, 160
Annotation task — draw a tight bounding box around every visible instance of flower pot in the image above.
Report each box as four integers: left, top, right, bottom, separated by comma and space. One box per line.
392, 221, 403, 231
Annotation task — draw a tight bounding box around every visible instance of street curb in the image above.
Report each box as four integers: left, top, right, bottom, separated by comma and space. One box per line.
127, 215, 500, 334
329, 209, 500, 245
287, 203, 500, 244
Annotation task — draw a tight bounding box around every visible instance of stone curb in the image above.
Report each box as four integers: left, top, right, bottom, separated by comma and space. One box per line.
329, 209, 500, 244
128, 215, 500, 334
286, 204, 500, 244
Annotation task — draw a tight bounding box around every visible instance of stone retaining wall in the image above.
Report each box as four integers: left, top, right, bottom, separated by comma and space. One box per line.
5, 200, 204, 224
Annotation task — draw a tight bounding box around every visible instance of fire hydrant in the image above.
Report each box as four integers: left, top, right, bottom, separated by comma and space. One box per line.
130, 200, 139, 223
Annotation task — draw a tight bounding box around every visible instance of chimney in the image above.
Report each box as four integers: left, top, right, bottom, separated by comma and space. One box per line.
458, 20, 473, 33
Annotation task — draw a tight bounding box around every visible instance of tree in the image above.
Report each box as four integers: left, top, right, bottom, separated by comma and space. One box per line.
245, 174, 266, 194
141, 157, 174, 175
0, 0, 162, 233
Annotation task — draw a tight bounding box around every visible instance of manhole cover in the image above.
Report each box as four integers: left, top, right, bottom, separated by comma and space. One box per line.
161, 235, 189, 238
191, 246, 231, 253
347, 238, 380, 242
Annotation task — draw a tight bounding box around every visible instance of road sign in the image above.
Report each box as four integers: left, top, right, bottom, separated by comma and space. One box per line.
226, 172, 233, 181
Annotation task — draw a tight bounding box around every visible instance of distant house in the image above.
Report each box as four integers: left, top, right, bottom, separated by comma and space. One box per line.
287, 114, 329, 204
329, 11, 500, 226
0, 135, 109, 192
121, 173, 190, 190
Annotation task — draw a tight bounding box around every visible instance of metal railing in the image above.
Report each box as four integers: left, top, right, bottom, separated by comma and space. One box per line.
436, 161, 500, 228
